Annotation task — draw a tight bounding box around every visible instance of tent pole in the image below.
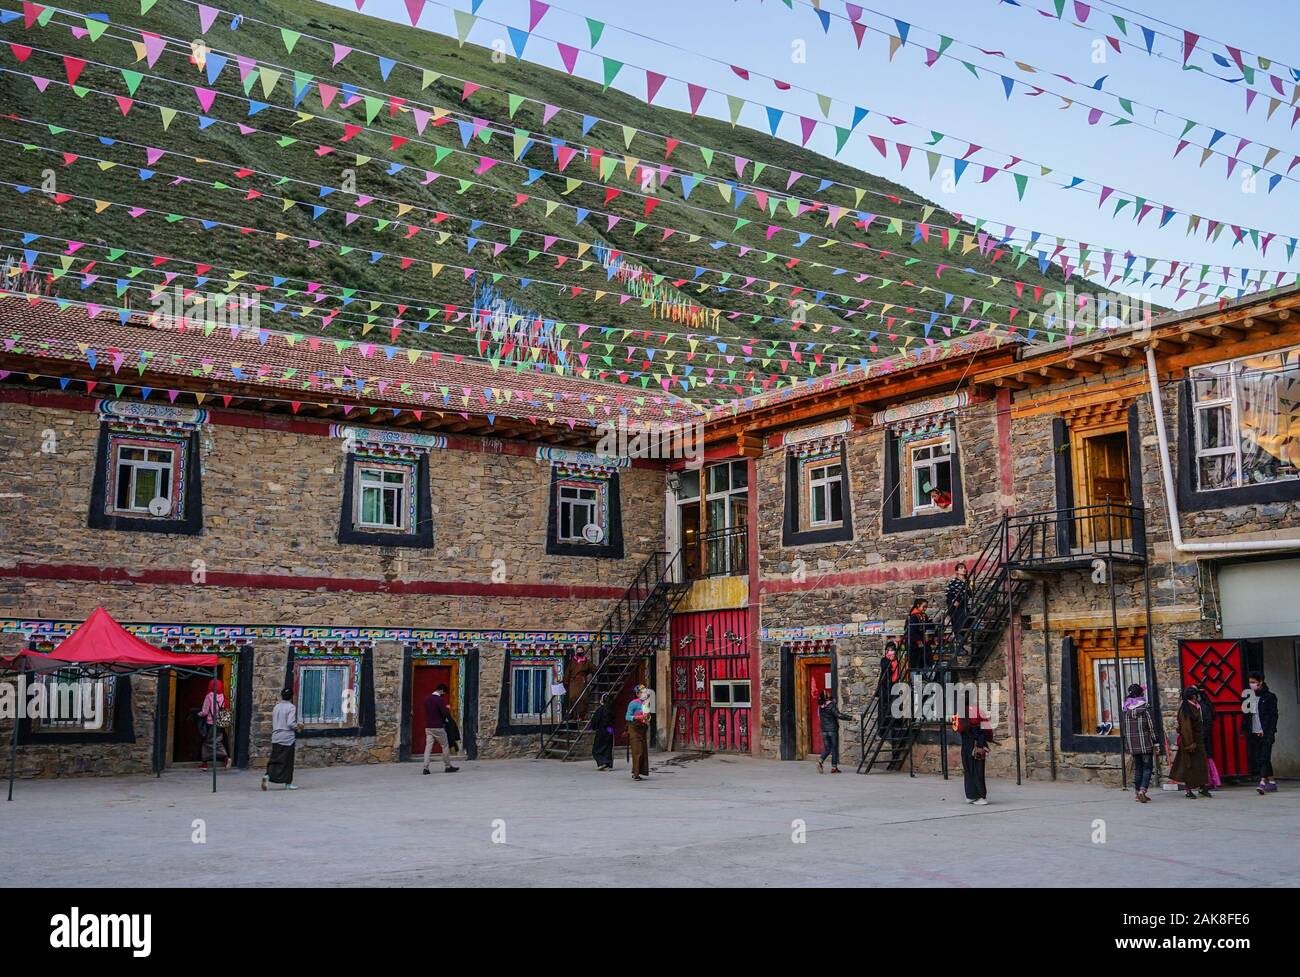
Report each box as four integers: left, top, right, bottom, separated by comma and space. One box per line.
211, 665, 218, 794
7, 711, 17, 801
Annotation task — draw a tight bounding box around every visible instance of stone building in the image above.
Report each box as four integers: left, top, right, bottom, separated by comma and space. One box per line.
665, 284, 1300, 786
0, 297, 674, 775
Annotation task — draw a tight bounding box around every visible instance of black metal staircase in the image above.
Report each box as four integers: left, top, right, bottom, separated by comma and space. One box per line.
538, 550, 691, 761
857, 512, 1033, 774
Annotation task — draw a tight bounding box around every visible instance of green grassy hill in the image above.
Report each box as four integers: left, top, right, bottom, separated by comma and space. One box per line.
0, 0, 1070, 402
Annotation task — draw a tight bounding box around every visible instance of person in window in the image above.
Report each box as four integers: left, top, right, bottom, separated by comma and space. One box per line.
956, 703, 994, 805
626, 685, 651, 781
816, 689, 851, 774
421, 683, 459, 775
1243, 671, 1279, 795
906, 598, 933, 673
591, 693, 615, 771
262, 687, 301, 791
1170, 687, 1210, 799
564, 648, 595, 720
198, 679, 231, 771
925, 482, 953, 511
1122, 684, 1161, 803
945, 563, 970, 658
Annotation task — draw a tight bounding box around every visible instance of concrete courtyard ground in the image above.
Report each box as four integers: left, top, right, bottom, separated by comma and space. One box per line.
2, 753, 1296, 887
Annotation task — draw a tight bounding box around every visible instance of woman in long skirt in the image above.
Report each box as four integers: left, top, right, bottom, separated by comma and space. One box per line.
591, 694, 615, 771
958, 705, 994, 805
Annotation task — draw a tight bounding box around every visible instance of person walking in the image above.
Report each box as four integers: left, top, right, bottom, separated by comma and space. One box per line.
626, 684, 651, 781
590, 692, 615, 771
262, 687, 301, 791
1170, 687, 1210, 798
1244, 671, 1279, 795
945, 562, 970, 658
422, 683, 460, 775
1194, 686, 1219, 789
816, 689, 852, 774
878, 640, 902, 734
957, 705, 994, 805
198, 679, 231, 771
565, 648, 595, 719
1122, 683, 1161, 802
906, 598, 933, 673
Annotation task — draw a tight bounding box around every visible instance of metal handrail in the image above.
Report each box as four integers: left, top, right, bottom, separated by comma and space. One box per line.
684, 526, 749, 579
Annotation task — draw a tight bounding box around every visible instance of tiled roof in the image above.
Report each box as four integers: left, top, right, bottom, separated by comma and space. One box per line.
0, 296, 693, 427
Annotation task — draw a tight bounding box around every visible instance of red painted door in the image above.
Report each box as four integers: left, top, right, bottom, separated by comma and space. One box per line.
410, 665, 453, 757
611, 665, 643, 746
1179, 639, 1248, 778
808, 664, 831, 757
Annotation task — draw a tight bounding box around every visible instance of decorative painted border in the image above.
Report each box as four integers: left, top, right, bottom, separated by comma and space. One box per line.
871, 392, 970, 429
332, 424, 448, 456
781, 417, 855, 447
0, 619, 612, 646
97, 398, 208, 432
759, 620, 885, 641
536, 446, 629, 472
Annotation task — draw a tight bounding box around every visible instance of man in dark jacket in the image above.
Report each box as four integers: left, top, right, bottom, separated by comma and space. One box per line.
816, 690, 852, 774
422, 684, 460, 775
1244, 671, 1279, 794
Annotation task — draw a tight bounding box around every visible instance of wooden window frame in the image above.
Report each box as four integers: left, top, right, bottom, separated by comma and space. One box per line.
355, 464, 410, 531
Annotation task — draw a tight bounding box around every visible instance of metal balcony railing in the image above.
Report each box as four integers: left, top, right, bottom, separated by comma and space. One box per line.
683, 527, 749, 579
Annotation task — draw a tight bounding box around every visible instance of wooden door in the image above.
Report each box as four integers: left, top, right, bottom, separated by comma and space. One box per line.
1179, 639, 1249, 778
1084, 432, 1130, 543
409, 665, 453, 756
808, 664, 831, 757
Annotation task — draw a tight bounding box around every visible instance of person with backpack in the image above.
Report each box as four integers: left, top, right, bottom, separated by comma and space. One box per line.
1122, 683, 1162, 803
198, 678, 231, 771
422, 684, 459, 775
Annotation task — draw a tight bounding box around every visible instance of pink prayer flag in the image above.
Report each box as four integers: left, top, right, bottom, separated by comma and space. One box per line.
141, 32, 166, 68
646, 70, 666, 104
194, 86, 216, 112
462, 80, 480, 101
543, 104, 559, 123
687, 83, 706, 115
799, 117, 816, 145
146, 147, 164, 165
318, 82, 339, 109
557, 42, 579, 74
197, 3, 219, 34
412, 107, 431, 134
404, 0, 426, 26
528, 0, 549, 31
332, 43, 352, 66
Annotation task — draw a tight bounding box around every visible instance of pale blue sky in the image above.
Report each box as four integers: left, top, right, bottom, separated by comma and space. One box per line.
328, 0, 1300, 308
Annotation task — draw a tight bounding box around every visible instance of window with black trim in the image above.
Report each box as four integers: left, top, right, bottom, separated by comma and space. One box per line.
883, 424, 965, 534
782, 443, 853, 546
89, 425, 202, 535
546, 468, 624, 558
338, 451, 433, 548
710, 679, 751, 708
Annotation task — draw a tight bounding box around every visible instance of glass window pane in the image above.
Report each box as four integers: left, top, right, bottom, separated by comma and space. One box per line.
708, 464, 730, 494
512, 669, 529, 716
731, 683, 751, 706
1237, 366, 1300, 485
323, 668, 345, 722
811, 484, 826, 523
730, 461, 748, 489
119, 447, 145, 461
300, 669, 323, 723
830, 480, 843, 523
935, 460, 952, 494
1198, 454, 1237, 490
115, 466, 132, 510
1197, 405, 1233, 450
678, 469, 700, 500
133, 468, 158, 508
361, 487, 380, 524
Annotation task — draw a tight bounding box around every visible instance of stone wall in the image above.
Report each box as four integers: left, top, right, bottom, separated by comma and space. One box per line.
0, 392, 665, 777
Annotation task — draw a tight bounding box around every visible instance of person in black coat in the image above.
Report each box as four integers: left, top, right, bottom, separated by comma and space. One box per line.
878, 640, 902, 734
590, 693, 615, 771
1244, 671, 1280, 794
958, 707, 994, 805
906, 598, 932, 673
816, 690, 852, 774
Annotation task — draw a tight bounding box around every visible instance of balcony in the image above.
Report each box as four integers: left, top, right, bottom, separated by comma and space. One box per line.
1004, 502, 1148, 570
683, 527, 749, 579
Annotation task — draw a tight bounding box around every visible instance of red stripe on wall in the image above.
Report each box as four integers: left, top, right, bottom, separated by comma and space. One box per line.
759, 556, 970, 594
0, 563, 623, 600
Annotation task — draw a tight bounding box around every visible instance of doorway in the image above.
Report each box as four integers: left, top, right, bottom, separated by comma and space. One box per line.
1073, 427, 1132, 545
409, 663, 455, 758
169, 658, 233, 764
795, 658, 832, 759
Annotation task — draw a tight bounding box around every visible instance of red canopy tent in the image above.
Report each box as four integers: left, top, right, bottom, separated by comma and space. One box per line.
2, 608, 222, 799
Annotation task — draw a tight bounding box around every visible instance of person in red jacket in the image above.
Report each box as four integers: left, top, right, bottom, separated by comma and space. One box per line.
422, 684, 460, 775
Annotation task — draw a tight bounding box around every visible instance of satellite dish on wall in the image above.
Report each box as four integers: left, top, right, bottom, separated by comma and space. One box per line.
582, 523, 604, 544
148, 497, 172, 517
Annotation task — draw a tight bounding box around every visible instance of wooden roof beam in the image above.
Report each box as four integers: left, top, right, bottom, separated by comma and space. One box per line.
1064, 357, 1103, 375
